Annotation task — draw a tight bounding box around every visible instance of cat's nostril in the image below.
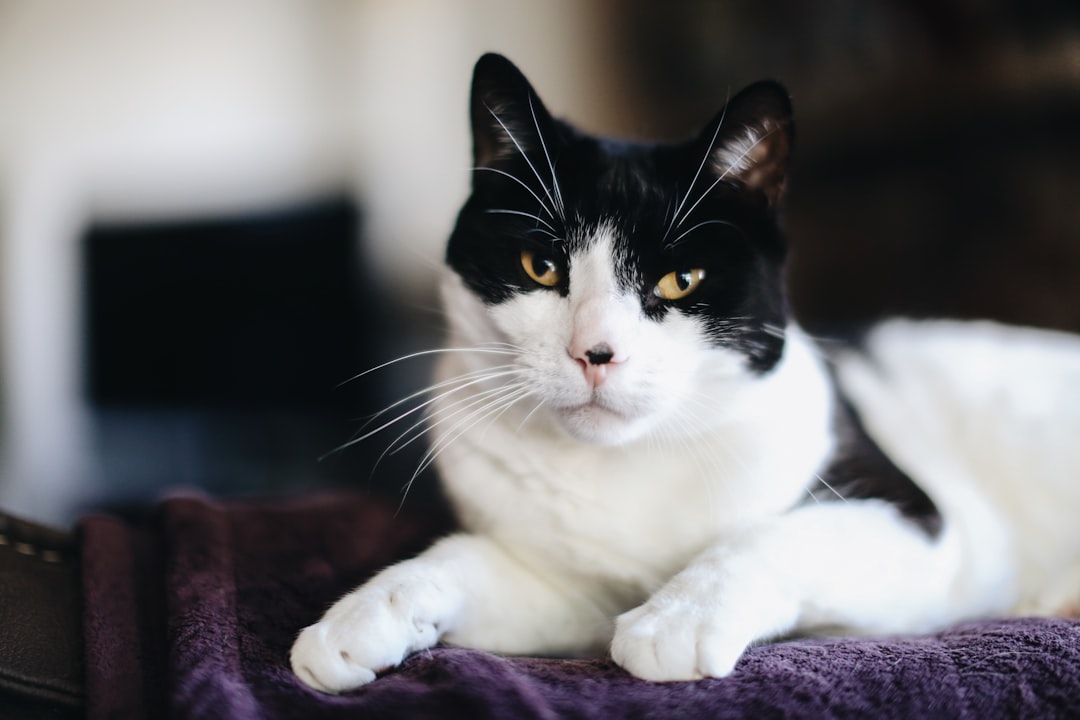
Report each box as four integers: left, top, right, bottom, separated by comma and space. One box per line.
584, 344, 615, 365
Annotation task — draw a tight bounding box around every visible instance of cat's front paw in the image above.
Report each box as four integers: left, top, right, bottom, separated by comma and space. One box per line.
291, 617, 382, 693
611, 600, 747, 682
290, 575, 445, 693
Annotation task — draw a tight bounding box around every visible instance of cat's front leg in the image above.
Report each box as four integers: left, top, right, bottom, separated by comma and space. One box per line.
612, 502, 966, 682
290, 536, 467, 693
291, 531, 612, 693
611, 538, 799, 682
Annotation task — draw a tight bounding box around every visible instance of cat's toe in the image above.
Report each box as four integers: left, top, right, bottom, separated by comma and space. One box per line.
290, 621, 382, 693
611, 603, 741, 682
290, 578, 447, 693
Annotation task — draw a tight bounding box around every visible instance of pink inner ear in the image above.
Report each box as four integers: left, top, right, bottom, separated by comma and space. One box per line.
711, 122, 790, 206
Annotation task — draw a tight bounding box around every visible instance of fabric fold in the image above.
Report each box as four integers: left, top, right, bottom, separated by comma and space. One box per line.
79, 491, 1080, 719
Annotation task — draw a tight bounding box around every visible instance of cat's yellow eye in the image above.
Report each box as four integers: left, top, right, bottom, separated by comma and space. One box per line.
521, 249, 562, 287
654, 268, 706, 300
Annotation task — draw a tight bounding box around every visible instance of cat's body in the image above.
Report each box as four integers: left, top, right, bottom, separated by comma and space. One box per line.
291, 54, 1080, 693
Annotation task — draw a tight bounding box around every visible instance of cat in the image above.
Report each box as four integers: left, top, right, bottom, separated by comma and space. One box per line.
290, 52, 1080, 693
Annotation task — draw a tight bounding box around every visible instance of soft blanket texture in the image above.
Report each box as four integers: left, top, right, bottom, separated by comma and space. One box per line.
78, 492, 1080, 719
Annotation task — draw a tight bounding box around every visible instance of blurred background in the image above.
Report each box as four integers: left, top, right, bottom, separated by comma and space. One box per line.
0, 0, 1077, 525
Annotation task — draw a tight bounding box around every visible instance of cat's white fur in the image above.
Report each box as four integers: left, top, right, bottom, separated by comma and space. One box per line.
291, 226, 1080, 692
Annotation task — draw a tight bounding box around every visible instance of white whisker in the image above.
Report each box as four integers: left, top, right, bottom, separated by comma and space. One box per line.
354, 364, 518, 432
337, 346, 519, 387
809, 473, 849, 504
517, 398, 547, 431
397, 385, 533, 512
761, 323, 787, 340
526, 228, 562, 242
674, 126, 779, 230
483, 102, 560, 221
385, 380, 528, 459
369, 382, 529, 482
665, 219, 743, 249
321, 367, 523, 460
663, 94, 730, 243
472, 166, 555, 219
529, 93, 566, 221
483, 208, 558, 234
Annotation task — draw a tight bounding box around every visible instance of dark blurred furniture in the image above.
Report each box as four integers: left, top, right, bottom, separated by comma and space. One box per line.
81, 197, 438, 513
0, 512, 83, 720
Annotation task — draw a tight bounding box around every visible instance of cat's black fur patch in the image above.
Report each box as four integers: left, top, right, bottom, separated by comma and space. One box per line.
447, 53, 792, 374
450, 54, 944, 530
809, 387, 944, 538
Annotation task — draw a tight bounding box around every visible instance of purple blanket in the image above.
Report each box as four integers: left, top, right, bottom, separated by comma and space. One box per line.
78, 492, 1080, 719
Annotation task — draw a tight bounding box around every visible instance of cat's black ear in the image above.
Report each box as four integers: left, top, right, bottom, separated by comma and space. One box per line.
469, 53, 558, 169
702, 81, 794, 206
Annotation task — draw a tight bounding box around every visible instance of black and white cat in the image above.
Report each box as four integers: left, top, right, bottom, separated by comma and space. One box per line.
291, 53, 1080, 693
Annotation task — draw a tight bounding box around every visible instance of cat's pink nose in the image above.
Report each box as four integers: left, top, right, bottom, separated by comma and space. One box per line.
572, 342, 620, 388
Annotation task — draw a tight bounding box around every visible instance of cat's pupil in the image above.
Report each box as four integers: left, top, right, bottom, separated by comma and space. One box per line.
675, 271, 692, 291
534, 256, 555, 277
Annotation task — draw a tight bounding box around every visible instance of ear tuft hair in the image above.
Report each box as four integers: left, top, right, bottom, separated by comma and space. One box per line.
705, 81, 794, 206
469, 53, 555, 170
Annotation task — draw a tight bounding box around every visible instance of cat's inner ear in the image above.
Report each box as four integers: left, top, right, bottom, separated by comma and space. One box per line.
707, 81, 793, 206
469, 53, 554, 170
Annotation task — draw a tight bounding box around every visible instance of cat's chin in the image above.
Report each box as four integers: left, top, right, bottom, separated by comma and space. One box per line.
552, 403, 653, 446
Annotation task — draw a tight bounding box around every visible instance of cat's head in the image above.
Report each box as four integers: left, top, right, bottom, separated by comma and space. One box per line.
442, 53, 794, 446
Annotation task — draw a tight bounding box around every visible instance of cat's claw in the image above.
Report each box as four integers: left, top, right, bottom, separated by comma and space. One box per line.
611, 601, 744, 682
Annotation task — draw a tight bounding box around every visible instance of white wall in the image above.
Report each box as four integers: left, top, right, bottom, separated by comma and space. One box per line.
0, 0, 624, 523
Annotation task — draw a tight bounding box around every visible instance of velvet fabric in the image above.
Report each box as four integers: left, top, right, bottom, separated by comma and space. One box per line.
78, 492, 1080, 719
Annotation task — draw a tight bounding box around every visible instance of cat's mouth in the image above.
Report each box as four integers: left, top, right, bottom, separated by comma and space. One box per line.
556, 389, 632, 419
549, 394, 652, 446
577, 397, 628, 418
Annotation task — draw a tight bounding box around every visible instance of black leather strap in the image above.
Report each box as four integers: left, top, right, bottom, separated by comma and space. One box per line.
0, 512, 84, 719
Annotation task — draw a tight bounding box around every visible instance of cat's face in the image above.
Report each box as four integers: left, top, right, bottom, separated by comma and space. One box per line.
442, 54, 794, 446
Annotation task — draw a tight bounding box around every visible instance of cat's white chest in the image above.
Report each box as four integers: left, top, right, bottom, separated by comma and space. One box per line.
429, 334, 834, 603
435, 416, 721, 595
